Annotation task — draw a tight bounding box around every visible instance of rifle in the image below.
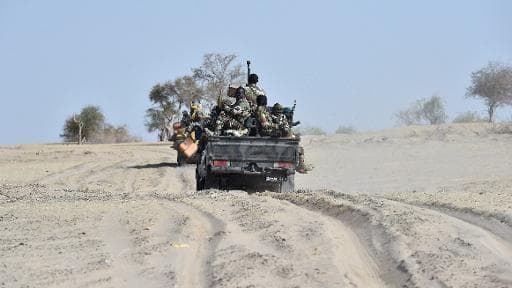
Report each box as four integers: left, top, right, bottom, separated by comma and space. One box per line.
246, 60, 251, 84
283, 100, 297, 124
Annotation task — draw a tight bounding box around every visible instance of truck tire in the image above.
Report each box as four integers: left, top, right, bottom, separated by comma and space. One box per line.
279, 175, 295, 193
196, 170, 219, 190
205, 175, 219, 190
196, 170, 204, 190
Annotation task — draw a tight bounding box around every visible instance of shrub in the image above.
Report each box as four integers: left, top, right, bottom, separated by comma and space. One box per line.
335, 125, 356, 134
452, 111, 486, 123
395, 95, 447, 126
297, 126, 327, 136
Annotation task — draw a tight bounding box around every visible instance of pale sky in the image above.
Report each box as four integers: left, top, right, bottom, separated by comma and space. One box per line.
0, 0, 511, 144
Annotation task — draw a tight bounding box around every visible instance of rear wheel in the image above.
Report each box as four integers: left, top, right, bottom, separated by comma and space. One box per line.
196, 170, 219, 191
196, 170, 204, 190
206, 175, 220, 190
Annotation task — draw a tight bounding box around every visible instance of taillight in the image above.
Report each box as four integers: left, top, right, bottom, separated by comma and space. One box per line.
212, 160, 230, 167
274, 162, 294, 169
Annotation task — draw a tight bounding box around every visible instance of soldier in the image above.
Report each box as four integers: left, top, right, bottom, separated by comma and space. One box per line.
255, 95, 274, 136
180, 110, 191, 127
270, 102, 309, 173
190, 101, 206, 122
271, 103, 291, 137
215, 87, 250, 136
245, 73, 266, 106
219, 85, 238, 110
231, 87, 251, 122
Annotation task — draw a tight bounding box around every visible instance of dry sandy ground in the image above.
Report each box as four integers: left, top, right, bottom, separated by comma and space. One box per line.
1, 123, 512, 287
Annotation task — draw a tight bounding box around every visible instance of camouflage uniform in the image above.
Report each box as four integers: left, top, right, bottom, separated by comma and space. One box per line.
244, 84, 266, 106
214, 97, 251, 135
231, 98, 251, 123
190, 102, 205, 122
256, 106, 274, 136
271, 103, 291, 137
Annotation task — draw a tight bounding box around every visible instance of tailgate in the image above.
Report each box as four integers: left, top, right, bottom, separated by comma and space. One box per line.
207, 137, 298, 163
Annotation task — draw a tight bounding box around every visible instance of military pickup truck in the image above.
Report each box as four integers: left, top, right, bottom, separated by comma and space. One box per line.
195, 135, 300, 192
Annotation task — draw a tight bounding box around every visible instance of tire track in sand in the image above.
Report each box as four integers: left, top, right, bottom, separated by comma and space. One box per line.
381, 198, 512, 267
187, 192, 391, 288
265, 192, 410, 287
98, 201, 223, 288
100, 209, 156, 288
313, 191, 512, 287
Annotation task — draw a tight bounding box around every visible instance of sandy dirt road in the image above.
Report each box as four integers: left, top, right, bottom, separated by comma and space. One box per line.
1, 123, 512, 287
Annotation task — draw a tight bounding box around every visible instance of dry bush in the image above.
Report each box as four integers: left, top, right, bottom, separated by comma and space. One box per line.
93, 125, 141, 143
335, 125, 356, 134
452, 111, 486, 123
490, 123, 512, 134
395, 95, 447, 126
296, 126, 327, 136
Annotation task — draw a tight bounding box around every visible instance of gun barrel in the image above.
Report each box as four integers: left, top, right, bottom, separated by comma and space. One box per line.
246, 60, 251, 84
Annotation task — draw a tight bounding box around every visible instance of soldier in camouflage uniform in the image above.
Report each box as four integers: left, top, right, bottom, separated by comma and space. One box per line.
215, 87, 251, 136
271, 103, 291, 137
255, 95, 274, 136
190, 101, 206, 122
244, 74, 266, 106
231, 87, 251, 122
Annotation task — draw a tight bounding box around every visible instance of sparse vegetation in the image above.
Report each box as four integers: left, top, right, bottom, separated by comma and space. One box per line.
452, 111, 486, 123
297, 126, 327, 136
395, 95, 448, 126
61, 105, 138, 144
335, 125, 356, 134
61, 106, 105, 143
98, 124, 141, 143
466, 61, 512, 122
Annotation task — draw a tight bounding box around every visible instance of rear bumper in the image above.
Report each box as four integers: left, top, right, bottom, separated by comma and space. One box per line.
210, 166, 294, 176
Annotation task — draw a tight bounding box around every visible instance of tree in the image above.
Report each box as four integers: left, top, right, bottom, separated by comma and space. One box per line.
466, 61, 512, 122
420, 95, 448, 125
395, 95, 447, 126
174, 75, 203, 111
61, 105, 105, 143
145, 82, 178, 141
192, 53, 244, 106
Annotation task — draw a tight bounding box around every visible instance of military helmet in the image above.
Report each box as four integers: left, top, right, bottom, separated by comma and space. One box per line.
272, 103, 283, 113
248, 73, 259, 84
256, 95, 267, 106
